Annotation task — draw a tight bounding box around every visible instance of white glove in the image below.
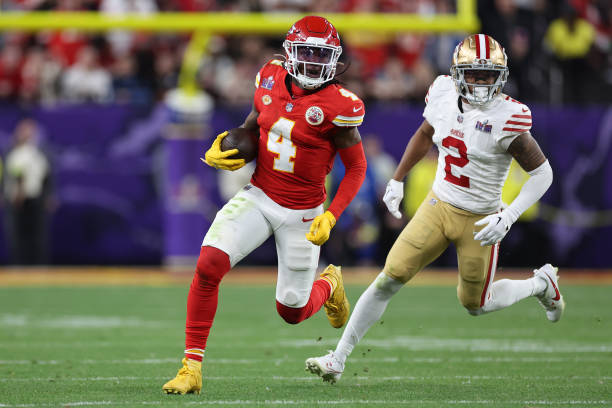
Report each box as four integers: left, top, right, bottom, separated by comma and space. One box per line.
383, 179, 404, 219
473, 212, 514, 246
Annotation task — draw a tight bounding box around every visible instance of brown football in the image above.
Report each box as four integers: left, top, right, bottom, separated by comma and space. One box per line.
220, 127, 259, 163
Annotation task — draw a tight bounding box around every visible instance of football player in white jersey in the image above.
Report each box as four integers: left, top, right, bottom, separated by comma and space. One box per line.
305, 34, 565, 384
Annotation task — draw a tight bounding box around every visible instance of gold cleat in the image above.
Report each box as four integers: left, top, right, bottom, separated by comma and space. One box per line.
162, 358, 202, 395
320, 264, 350, 328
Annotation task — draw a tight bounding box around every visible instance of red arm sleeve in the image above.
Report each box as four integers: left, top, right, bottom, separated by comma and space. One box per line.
327, 141, 367, 219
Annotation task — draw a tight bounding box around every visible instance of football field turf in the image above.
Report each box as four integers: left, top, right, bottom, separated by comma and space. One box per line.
0, 280, 610, 407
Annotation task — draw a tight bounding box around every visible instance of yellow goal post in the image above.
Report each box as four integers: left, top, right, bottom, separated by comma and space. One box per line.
0, 0, 479, 99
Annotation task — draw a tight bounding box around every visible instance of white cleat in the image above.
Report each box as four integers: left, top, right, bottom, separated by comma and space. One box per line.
305, 351, 344, 384
534, 264, 565, 322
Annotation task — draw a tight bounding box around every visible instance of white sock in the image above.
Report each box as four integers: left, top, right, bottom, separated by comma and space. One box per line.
334, 273, 403, 363
481, 277, 546, 313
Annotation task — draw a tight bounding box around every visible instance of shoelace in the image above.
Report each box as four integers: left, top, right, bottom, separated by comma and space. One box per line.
177, 366, 193, 377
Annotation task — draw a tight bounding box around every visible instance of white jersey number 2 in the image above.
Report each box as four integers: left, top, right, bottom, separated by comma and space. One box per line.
267, 117, 297, 173
442, 136, 470, 188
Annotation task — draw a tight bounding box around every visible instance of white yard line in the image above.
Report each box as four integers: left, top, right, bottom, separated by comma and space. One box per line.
0, 314, 165, 328
1, 375, 610, 382
2, 337, 611, 353
0, 355, 609, 366
282, 337, 612, 353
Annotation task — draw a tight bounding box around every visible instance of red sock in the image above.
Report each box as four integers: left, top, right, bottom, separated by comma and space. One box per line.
184, 246, 230, 361
276, 279, 332, 324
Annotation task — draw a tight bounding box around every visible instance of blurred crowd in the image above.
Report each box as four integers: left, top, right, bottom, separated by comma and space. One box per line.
0, 0, 609, 107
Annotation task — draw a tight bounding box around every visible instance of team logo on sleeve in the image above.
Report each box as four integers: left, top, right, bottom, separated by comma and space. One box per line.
262, 95, 272, 105
305, 106, 324, 126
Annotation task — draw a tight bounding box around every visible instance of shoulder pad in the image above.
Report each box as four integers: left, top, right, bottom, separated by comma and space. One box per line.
332, 87, 365, 127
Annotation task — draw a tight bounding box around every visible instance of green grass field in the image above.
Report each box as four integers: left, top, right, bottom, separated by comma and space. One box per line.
0, 282, 610, 407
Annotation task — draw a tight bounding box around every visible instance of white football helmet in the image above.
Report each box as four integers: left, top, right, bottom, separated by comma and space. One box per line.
451, 34, 508, 106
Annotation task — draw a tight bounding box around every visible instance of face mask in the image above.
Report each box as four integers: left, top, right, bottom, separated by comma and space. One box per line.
473, 86, 488, 101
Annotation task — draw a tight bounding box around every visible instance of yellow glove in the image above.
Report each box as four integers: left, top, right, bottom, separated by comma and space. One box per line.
306, 211, 336, 246
201, 131, 246, 171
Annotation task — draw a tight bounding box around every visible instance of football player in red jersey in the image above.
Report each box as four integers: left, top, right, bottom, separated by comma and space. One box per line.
162, 16, 367, 395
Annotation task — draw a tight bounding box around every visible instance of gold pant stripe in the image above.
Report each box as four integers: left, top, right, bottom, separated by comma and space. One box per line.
479, 242, 499, 307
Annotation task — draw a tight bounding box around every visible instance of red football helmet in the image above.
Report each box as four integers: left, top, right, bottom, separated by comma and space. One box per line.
283, 16, 342, 89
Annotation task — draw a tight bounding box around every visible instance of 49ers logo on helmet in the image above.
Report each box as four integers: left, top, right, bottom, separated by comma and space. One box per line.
305, 106, 324, 126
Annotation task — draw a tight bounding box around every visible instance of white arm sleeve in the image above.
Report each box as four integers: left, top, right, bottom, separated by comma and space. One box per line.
504, 160, 553, 223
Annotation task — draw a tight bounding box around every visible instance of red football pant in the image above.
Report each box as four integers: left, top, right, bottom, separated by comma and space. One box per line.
184, 246, 331, 361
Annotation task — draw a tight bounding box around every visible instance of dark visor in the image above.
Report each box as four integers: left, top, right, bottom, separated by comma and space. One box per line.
464, 70, 499, 81
295, 45, 333, 63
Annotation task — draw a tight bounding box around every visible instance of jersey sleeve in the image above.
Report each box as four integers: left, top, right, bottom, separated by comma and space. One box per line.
254, 59, 284, 89
423, 75, 453, 126
497, 101, 533, 150
254, 59, 284, 111
331, 87, 365, 127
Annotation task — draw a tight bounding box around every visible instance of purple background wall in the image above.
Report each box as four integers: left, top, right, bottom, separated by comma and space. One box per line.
0, 103, 610, 267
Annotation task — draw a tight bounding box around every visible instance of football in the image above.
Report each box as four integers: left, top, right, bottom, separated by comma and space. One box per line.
220, 127, 259, 163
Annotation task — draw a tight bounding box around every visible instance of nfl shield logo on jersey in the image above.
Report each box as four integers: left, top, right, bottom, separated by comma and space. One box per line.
305, 106, 324, 126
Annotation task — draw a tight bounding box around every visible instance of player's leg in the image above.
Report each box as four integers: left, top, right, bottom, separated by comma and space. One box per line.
306, 192, 449, 382
272, 205, 333, 325
163, 185, 273, 394
455, 213, 557, 318
305, 272, 404, 383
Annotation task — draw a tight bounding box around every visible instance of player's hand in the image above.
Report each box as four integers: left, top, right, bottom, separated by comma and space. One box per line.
306, 211, 336, 246
383, 179, 404, 219
202, 131, 246, 171
473, 212, 513, 246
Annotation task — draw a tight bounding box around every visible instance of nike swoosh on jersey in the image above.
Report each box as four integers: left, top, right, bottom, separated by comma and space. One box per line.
522, 108, 528, 112
302, 217, 315, 222
353, 106, 363, 112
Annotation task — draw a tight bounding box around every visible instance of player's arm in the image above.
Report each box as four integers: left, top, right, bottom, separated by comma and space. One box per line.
391, 119, 435, 181
306, 127, 367, 246
474, 132, 553, 246
203, 104, 260, 171
382, 119, 435, 218
504, 131, 553, 218
240, 104, 260, 132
